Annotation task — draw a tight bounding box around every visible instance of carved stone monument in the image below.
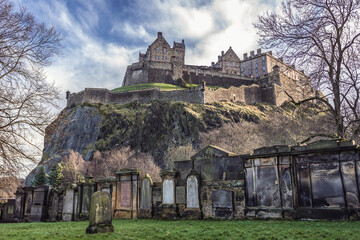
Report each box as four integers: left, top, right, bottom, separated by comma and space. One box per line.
29, 186, 49, 222
86, 191, 114, 234
154, 170, 178, 219
114, 169, 139, 219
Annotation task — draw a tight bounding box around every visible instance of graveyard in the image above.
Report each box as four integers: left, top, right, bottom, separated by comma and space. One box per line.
1, 219, 360, 240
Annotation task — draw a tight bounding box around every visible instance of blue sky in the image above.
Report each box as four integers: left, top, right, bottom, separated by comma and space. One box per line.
13, 0, 279, 107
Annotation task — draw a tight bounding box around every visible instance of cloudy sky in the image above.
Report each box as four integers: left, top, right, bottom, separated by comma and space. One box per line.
13, 0, 280, 107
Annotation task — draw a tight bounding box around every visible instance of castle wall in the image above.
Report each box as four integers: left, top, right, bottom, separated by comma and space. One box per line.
67, 87, 205, 107
182, 69, 254, 88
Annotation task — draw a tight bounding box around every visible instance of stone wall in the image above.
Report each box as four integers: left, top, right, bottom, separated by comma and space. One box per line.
67, 87, 205, 107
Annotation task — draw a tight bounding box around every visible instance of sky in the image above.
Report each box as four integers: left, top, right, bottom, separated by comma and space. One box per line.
12, 0, 280, 108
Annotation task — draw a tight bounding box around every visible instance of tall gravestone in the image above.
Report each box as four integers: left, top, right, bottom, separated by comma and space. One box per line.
86, 191, 114, 234
62, 187, 74, 221
187, 175, 199, 208
181, 174, 201, 219
76, 172, 95, 220
139, 174, 152, 218
114, 169, 139, 219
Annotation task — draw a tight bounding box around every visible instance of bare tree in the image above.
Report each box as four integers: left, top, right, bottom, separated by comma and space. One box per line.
0, 0, 62, 184
62, 150, 87, 186
254, 0, 360, 139
88, 147, 161, 182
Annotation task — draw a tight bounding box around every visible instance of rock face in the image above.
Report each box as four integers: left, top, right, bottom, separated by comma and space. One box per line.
25, 106, 103, 186
25, 100, 328, 186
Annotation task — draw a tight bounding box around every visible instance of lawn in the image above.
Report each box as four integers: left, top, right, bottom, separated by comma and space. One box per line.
0, 219, 359, 240
112, 83, 185, 92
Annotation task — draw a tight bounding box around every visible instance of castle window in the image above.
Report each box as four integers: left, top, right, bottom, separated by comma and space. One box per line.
227, 61, 229, 66
233, 62, 235, 67
163, 47, 166, 53
263, 66, 266, 71
262, 56, 265, 60
156, 47, 159, 53
155, 55, 159, 60
163, 56, 166, 60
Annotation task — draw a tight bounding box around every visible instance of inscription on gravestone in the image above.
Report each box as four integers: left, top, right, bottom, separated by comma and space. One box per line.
121, 182, 131, 208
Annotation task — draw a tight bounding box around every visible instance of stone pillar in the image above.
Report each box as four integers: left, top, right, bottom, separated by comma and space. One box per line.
114, 169, 140, 219
139, 174, 153, 218
78, 173, 95, 220
48, 190, 59, 222
62, 187, 75, 221
29, 186, 49, 222
23, 187, 34, 221
154, 170, 178, 219
14, 187, 25, 222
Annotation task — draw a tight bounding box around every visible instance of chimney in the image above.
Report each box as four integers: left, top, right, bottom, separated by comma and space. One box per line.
221, 51, 224, 56
211, 62, 215, 67
157, 32, 162, 38
243, 53, 248, 60
182, 39, 184, 44
250, 51, 255, 57
257, 48, 262, 55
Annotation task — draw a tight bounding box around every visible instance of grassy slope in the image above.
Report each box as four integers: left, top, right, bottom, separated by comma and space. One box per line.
1, 219, 359, 240
112, 83, 185, 92
112, 83, 221, 93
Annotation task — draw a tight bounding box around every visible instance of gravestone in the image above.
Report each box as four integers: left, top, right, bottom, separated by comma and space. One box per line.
163, 180, 175, 204
139, 175, 152, 218
187, 176, 199, 208
86, 191, 114, 234
62, 188, 74, 221
140, 176, 152, 210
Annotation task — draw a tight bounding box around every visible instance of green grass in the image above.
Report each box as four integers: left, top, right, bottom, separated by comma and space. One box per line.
112, 83, 185, 92
1, 219, 360, 240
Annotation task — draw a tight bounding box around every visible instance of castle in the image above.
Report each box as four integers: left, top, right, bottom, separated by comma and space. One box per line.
66, 32, 316, 108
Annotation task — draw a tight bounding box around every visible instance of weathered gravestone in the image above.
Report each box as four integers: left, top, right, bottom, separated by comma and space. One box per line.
86, 191, 114, 234
187, 175, 199, 208
139, 175, 152, 218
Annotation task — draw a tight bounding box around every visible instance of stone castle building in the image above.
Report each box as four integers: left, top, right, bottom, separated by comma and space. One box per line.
123, 32, 307, 87
67, 32, 316, 108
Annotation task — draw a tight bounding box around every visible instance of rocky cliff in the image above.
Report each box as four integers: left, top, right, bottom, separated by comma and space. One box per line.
25, 100, 330, 186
